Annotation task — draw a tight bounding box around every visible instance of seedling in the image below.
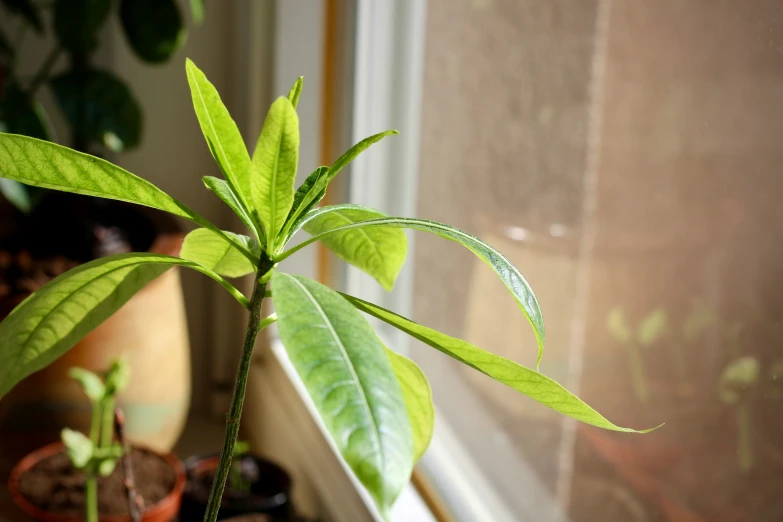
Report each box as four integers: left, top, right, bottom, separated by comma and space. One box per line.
61, 359, 130, 522
229, 441, 254, 493
607, 307, 669, 402
0, 60, 655, 521
719, 356, 760, 473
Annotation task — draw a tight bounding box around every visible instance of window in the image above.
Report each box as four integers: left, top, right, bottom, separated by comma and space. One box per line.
351, 0, 783, 520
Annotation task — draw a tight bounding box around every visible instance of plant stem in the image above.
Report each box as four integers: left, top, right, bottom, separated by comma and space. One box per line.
89, 401, 101, 444
202, 276, 268, 522
627, 342, 648, 403
85, 473, 98, 522
737, 403, 753, 473
101, 397, 115, 448
115, 408, 143, 522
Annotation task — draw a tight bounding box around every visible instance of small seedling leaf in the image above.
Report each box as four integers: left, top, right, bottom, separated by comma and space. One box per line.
287, 77, 304, 109
61, 428, 94, 469
68, 368, 105, 402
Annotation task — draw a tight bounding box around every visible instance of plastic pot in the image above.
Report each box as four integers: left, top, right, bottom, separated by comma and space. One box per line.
8, 442, 186, 522
180, 453, 292, 521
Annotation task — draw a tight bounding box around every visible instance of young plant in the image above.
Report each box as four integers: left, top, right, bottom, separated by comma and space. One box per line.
0, 59, 655, 521
719, 356, 760, 473
229, 441, 254, 493
607, 307, 669, 402
61, 359, 130, 522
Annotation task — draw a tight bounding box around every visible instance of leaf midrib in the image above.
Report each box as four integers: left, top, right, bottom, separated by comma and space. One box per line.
282, 274, 385, 498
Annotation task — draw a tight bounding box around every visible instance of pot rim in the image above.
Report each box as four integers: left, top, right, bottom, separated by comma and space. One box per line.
183, 452, 292, 511
8, 441, 186, 522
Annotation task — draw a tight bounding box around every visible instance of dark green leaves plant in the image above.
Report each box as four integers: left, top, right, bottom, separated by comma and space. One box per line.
0, 60, 655, 521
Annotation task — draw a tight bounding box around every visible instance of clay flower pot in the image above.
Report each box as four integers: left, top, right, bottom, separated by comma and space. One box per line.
0, 206, 191, 457
8, 442, 186, 522
179, 453, 292, 520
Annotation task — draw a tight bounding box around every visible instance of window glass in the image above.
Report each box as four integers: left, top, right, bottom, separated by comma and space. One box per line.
412, 1, 783, 520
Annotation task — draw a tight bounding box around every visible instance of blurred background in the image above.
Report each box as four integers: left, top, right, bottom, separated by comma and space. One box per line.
2, 0, 783, 521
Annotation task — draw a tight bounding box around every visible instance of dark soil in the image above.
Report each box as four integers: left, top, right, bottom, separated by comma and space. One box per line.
18, 448, 176, 516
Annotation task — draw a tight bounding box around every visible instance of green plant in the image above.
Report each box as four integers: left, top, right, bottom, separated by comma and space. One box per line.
0, 0, 203, 213
607, 307, 669, 402
0, 60, 655, 521
229, 440, 252, 493
61, 358, 130, 522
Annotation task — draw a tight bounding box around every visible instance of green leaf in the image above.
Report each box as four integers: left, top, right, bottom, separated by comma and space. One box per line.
637, 308, 668, 346
0, 253, 248, 399
53, 0, 112, 53
119, 0, 186, 64
1, 0, 43, 32
98, 457, 117, 477
50, 68, 142, 152
343, 294, 656, 433
0, 133, 253, 261
302, 205, 407, 291
271, 273, 413, 515
279, 217, 546, 367
61, 428, 94, 468
202, 176, 258, 237
68, 367, 106, 402
384, 347, 434, 462
280, 166, 327, 243
287, 77, 303, 109
185, 59, 254, 226
287, 131, 396, 224
607, 308, 632, 344
251, 97, 300, 250
190, 0, 204, 24
180, 228, 258, 278
104, 357, 130, 395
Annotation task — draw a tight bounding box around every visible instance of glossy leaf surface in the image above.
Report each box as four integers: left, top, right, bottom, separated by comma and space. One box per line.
0, 253, 247, 398
202, 176, 257, 235
251, 97, 299, 249
119, 0, 185, 63
283, 216, 545, 365
343, 294, 654, 433
271, 273, 413, 516
186, 59, 253, 218
280, 166, 327, 242
384, 347, 434, 462
301, 205, 407, 291
180, 228, 258, 278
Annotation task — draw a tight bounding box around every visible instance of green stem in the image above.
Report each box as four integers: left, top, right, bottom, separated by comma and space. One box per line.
85, 473, 98, 522
627, 342, 648, 402
89, 401, 101, 444
738, 403, 753, 473
203, 275, 269, 522
101, 398, 115, 448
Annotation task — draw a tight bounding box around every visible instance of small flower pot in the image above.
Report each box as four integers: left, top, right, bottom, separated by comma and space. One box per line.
179, 453, 292, 521
8, 441, 186, 522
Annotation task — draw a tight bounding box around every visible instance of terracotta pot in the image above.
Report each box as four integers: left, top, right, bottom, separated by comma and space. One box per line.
0, 207, 191, 456
179, 453, 292, 521
8, 442, 186, 522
